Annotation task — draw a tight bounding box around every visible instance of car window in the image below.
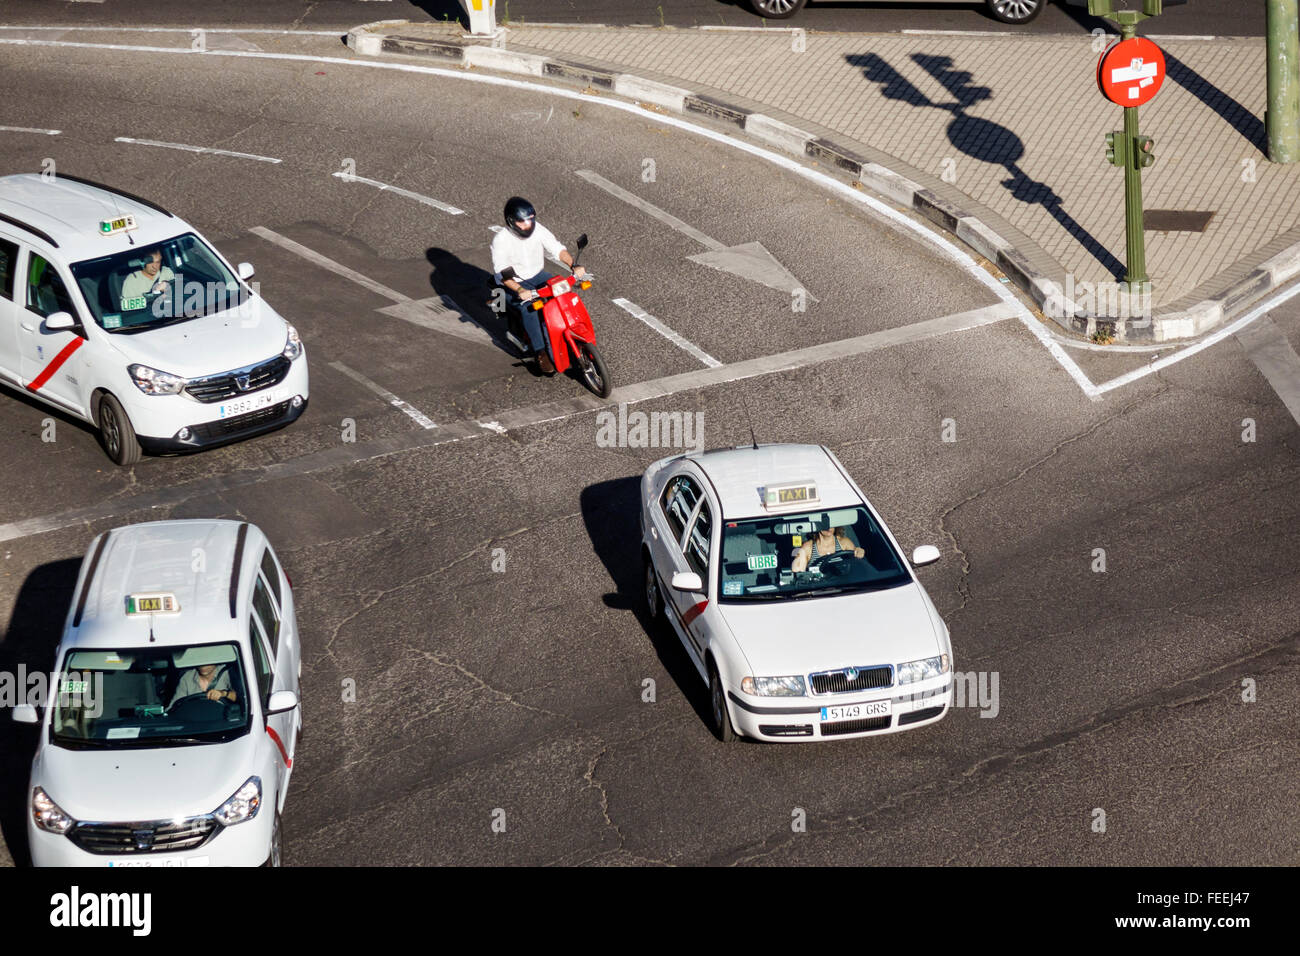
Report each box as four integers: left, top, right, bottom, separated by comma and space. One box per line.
0, 238, 17, 300
661, 475, 701, 542
249, 618, 274, 707
259, 548, 282, 606
685, 500, 712, 577
26, 253, 77, 319
251, 575, 281, 658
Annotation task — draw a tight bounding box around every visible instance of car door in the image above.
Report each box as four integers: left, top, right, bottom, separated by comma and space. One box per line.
672, 496, 716, 662
19, 251, 90, 417
0, 237, 21, 385
250, 567, 298, 797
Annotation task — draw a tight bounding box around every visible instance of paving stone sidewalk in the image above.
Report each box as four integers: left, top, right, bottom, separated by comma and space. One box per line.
354, 20, 1300, 341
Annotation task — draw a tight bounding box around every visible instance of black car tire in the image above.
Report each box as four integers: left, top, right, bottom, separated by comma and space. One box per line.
96, 392, 142, 466
750, 0, 808, 19
708, 660, 738, 743
987, 0, 1045, 24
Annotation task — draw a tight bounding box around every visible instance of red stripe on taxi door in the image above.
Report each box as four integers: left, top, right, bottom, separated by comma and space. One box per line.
682, 600, 708, 628
266, 726, 293, 768
24, 337, 84, 393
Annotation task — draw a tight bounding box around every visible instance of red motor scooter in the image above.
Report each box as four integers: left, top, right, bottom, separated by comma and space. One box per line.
506, 234, 611, 398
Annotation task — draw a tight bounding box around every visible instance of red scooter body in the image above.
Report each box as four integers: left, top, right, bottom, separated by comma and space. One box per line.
527, 269, 612, 397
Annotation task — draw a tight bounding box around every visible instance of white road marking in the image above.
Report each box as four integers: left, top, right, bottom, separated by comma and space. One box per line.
1237, 317, 1300, 426
114, 136, 281, 164
0, 302, 1013, 544
0, 35, 1109, 396
329, 361, 437, 429
249, 226, 410, 302
377, 296, 499, 350
613, 297, 722, 368
0, 125, 60, 135
331, 171, 464, 215
575, 169, 723, 251
1092, 281, 1300, 396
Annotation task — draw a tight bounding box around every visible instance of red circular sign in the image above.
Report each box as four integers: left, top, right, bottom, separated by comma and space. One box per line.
1097, 37, 1166, 107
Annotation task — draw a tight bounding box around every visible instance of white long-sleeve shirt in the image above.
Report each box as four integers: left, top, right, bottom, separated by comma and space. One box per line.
491, 224, 565, 284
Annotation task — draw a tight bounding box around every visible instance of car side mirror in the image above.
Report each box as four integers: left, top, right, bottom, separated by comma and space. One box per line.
237, 262, 255, 281
266, 690, 298, 716
12, 704, 38, 724
911, 545, 941, 567
44, 311, 78, 332
671, 571, 704, 592
576, 233, 588, 250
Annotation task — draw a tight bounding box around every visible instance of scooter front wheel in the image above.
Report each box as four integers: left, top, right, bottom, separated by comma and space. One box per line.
575, 340, 612, 398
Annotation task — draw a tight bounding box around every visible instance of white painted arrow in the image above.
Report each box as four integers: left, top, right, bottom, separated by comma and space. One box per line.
575, 168, 816, 300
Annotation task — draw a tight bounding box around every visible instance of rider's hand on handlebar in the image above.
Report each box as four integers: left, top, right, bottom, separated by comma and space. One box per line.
519, 287, 538, 301
572, 265, 587, 279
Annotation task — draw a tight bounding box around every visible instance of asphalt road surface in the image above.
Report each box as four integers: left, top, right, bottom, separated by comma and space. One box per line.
0, 0, 1270, 35
0, 30, 1296, 866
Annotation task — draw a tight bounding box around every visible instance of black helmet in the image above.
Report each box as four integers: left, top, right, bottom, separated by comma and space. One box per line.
504, 196, 536, 238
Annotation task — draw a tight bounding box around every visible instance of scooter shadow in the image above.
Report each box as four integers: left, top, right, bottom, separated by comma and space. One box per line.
424, 247, 549, 376
579, 477, 717, 734
0, 558, 82, 867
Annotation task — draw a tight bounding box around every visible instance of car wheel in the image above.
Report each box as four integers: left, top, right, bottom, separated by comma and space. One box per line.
750, 0, 808, 19
708, 660, 737, 743
643, 555, 663, 623
96, 393, 142, 466
267, 811, 283, 867
987, 0, 1044, 23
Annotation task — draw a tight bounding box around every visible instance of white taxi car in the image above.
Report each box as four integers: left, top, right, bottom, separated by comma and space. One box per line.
0, 173, 308, 464
13, 519, 302, 866
640, 444, 953, 742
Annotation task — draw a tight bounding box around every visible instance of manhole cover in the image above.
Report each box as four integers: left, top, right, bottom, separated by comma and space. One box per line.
1144, 209, 1215, 232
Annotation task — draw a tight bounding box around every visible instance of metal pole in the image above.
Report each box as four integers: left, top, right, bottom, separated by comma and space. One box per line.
1123, 103, 1148, 287
1267, 0, 1300, 163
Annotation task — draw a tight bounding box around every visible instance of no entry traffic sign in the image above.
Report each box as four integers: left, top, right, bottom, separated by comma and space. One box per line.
1097, 37, 1166, 107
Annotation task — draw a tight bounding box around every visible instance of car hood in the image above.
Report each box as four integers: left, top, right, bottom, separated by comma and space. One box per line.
105, 304, 287, 378
715, 582, 941, 676
34, 731, 258, 821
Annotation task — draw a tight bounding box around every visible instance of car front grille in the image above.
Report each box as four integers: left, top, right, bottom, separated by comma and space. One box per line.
69, 816, 219, 855
819, 715, 892, 737
185, 355, 290, 403
809, 665, 893, 695
189, 400, 291, 440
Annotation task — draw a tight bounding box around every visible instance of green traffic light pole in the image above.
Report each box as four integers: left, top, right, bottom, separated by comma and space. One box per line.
1267, 0, 1300, 163
1090, 0, 1161, 291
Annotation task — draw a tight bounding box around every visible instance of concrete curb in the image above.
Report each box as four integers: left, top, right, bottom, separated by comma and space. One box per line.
346, 20, 1300, 344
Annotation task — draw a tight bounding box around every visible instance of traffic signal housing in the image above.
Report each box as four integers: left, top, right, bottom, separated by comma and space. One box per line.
1134, 135, 1155, 167
1105, 131, 1124, 166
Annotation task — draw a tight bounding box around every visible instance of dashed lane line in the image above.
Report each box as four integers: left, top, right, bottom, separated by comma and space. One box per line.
114, 136, 281, 164
249, 226, 410, 303
328, 361, 438, 430
0, 125, 59, 135
0, 303, 1014, 544
330, 172, 464, 215
612, 297, 722, 368
1236, 317, 1300, 427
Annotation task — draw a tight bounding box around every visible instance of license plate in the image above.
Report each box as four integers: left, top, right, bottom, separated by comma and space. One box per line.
820, 700, 890, 721
217, 388, 284, 419
108, 856, 208, 867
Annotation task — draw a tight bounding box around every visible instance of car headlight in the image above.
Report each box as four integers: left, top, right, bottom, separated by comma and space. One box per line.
897, 655, 950, 684
282, 323, 303, 361
128, 363, 187, 395
741, 675, 807, 697
32, 787, 74, 834
213, 776, 262, 826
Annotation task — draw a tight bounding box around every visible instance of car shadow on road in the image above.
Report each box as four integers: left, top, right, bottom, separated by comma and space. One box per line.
0, 558, 82, 867
847, 51, 1127, 280
579, 477, 715, 732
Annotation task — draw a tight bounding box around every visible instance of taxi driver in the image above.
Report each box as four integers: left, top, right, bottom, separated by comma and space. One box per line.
120, 248, 174, 304
790, 522, 865, 573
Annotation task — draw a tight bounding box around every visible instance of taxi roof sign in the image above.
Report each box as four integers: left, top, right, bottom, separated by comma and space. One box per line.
99, 214, 138, 236
760, 481, 819, 510
125, 592, 180, 616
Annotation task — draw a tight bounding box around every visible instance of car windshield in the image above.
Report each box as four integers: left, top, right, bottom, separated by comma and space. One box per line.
719, 505, 911, 602
69, 232, 248, 333
51, 642, 251, 748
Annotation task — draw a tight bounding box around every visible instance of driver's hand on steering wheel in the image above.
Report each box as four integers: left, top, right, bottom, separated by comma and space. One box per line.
205, 688, 229, 702
853, 547, 865, 558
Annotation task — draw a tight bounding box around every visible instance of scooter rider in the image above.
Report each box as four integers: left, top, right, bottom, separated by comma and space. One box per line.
492, 196, 585, 374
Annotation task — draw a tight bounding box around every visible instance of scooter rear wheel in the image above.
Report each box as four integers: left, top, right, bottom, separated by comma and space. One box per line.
576, 341, 612, 398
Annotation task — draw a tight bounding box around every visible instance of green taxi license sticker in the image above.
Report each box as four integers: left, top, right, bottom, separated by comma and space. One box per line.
746, 553, 778, 571
103, 314, 122, 329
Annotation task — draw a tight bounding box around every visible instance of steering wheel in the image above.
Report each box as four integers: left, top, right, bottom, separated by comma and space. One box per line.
166, 692, 227, 721
806, 551, 855, 577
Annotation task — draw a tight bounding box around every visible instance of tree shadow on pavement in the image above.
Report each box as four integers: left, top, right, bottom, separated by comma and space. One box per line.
848, 51, 1127, 280
0, 558, 81, 868
579, 478, 714, 731
403, 1, 469, 28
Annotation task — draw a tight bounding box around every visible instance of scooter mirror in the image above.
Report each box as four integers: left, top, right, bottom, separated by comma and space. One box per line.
576, 234, 588, 250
